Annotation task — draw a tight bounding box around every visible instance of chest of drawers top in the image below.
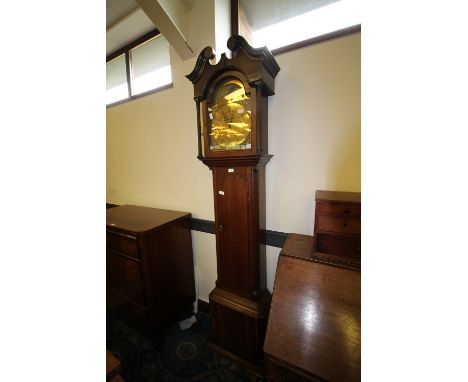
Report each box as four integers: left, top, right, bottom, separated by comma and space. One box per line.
315, 190, 360, 204
106, 205, 191, 236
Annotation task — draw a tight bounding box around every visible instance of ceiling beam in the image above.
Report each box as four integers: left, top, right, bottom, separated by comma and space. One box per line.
135, 0, 194, 60
106, 7, 156, 56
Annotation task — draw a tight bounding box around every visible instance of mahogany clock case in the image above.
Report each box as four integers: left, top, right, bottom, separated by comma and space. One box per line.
186, 35, 280, 367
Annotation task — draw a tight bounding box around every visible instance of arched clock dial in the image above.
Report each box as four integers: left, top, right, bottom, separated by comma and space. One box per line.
208, 79, 252, 150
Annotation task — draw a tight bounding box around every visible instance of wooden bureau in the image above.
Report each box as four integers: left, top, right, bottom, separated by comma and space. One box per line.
106, 205, 196, 337
264, 234, 361, 381
313, 190, 361, 260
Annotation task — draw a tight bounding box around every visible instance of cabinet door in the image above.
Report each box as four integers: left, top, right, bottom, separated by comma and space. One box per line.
214, 167, 251, 297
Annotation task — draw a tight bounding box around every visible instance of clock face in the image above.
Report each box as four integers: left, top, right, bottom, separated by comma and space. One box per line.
208, 80, 251, 151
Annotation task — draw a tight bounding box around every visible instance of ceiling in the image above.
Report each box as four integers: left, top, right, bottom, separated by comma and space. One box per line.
106, 0, 155, 55
106, 0, 340, 57
106, 0, 139, 30
106, 0, 195, 32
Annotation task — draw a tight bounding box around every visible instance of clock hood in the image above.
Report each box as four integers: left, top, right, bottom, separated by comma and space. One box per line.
186, 35, 280, 100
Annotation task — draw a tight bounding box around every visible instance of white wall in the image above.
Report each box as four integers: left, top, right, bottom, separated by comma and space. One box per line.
107, 33, 361, 301
186, 0, 216, 56
268, 36, 361, 232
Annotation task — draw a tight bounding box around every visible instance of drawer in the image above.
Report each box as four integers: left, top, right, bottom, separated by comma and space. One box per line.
107, 287, 149, 335
317, 216, 360, 236
106, 230, 139, 259
316, 233, 361, 259
106, 251, 145, 306
316, 202, 360, 218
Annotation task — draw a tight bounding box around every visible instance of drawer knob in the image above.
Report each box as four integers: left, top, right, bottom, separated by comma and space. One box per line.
344, 208, 351, 214
218, 225, 224, 232
343, 221, 348, 227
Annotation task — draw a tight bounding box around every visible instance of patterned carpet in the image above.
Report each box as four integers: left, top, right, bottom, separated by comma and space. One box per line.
106, 313, 263, 382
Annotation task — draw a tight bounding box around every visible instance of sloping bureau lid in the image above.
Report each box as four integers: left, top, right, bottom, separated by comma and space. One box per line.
264, 255, 361, 381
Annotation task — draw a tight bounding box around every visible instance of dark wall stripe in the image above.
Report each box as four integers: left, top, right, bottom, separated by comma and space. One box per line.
191, 218, 216, 234
106, 204, 288, 248
263, 230, 288, 248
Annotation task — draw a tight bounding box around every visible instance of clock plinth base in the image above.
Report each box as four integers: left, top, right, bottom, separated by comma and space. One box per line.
209, 287, 271, 364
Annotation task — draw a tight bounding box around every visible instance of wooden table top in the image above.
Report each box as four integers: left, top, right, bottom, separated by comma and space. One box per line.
264, 255, 361, 381
106, 205, 190, 235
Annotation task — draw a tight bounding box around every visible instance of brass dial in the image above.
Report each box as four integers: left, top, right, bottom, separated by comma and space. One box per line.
208, 80, 251, 150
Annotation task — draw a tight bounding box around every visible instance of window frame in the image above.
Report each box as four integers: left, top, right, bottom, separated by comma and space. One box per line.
106, 29, 173, 108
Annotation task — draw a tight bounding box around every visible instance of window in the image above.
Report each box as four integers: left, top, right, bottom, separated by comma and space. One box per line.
106, 30, 172, 106
236, 0, 360, 53
106, 54, 128, 104
130, 35, 171, 95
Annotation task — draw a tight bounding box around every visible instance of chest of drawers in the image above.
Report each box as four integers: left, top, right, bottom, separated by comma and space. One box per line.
313, 190, 361, 260
106, 205, 195, 337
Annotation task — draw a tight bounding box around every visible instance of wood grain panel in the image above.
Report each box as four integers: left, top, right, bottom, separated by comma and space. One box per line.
214, 167, 251, 297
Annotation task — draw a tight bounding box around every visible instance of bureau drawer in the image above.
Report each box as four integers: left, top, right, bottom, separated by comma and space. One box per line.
106, 251, 145, 306
316, 233, 361, 259
317, 216, 360, 235
106, 230, 139, 259
316, 202, 361, 218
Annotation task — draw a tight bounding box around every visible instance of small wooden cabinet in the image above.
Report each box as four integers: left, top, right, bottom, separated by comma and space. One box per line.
313, 190, 361, 260
106, 205, 196, 337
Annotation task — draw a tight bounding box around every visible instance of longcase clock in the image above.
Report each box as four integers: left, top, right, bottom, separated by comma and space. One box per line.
186, 35, 280, 366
